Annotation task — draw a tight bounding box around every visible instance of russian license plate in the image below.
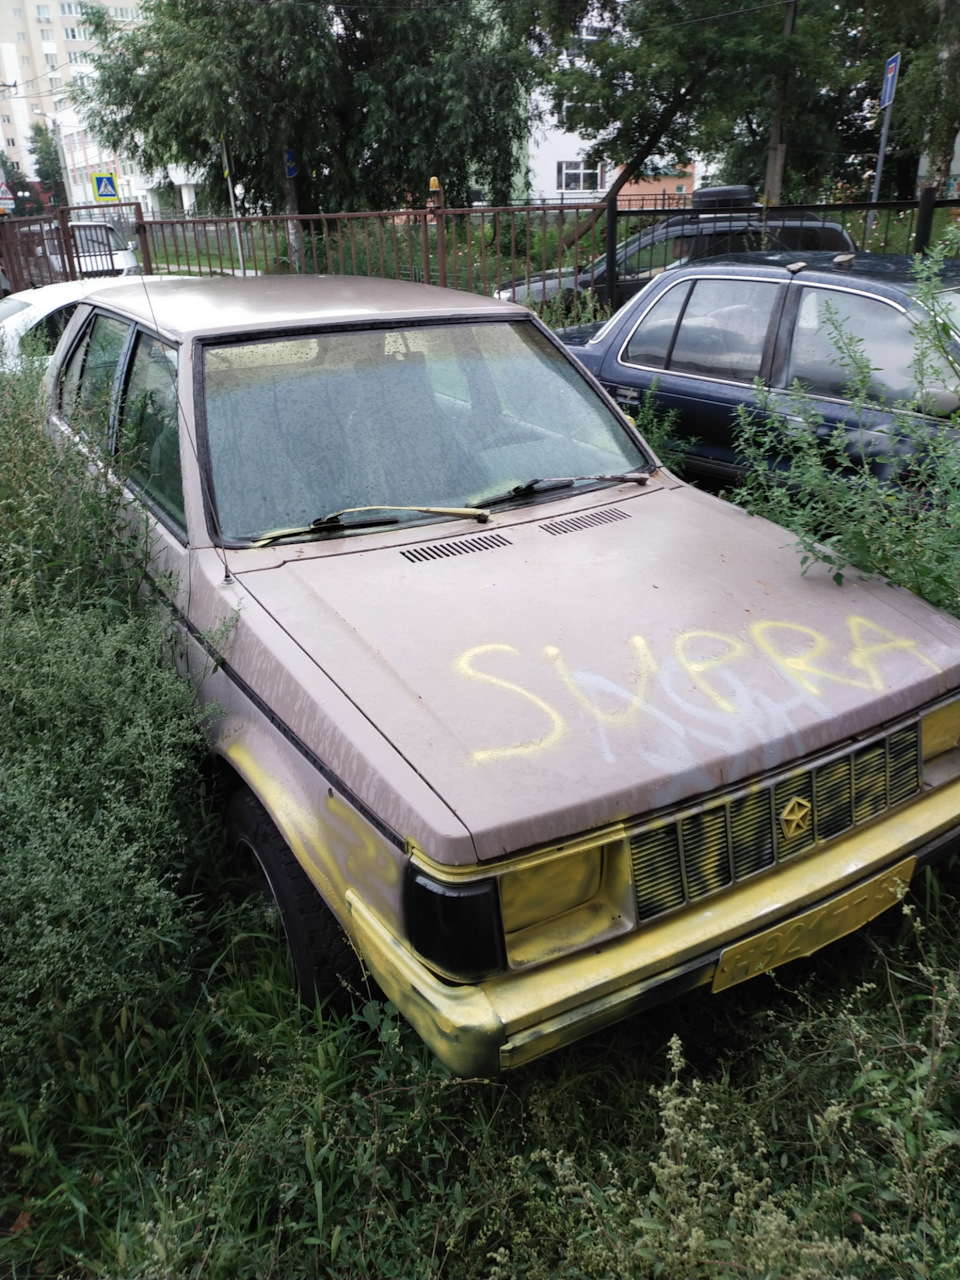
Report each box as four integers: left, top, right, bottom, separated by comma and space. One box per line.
712, 857, 916, 993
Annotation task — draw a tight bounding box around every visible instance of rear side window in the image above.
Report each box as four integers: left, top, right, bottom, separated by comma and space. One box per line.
118, 332, 184, 528
624, 277, 779, 383
59, 312, 131, 438
786, 287, 957, 406
20, 302, 78, 356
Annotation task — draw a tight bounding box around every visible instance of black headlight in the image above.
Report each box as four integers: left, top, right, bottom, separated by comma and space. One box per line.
404, 866, 505, 981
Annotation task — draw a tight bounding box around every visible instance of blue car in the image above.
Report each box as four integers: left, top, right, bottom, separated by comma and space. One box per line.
562, 251, 960, 489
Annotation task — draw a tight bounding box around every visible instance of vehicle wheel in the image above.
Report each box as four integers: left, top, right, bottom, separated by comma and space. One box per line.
225, 788, 366, 1012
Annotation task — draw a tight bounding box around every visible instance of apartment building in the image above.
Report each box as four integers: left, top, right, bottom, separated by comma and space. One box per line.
0, 1, 141, 201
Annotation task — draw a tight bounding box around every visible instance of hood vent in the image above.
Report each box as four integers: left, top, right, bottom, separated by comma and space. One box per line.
400, 532, 513, 564
540, 507, 631, 536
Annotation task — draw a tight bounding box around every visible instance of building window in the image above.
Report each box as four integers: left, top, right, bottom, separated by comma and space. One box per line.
17, 30, 27, 41
63, 24, 89, 38
60, 2, 78, 11
49, 76, 62, 88
13, 6, 23, 15
21, 55, 31, 66
6, 138, 16, 149
67, 50, 89, 62
41, 27, 55, 41
45, 52, 58, 66
556, 160, 604, 192
1, 115, 10, 124
36, 4, 51, 17
675, 184, 686, 194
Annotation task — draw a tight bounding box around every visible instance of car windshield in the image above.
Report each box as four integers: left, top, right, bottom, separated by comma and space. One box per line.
0, 297, 31, 323
202, 319, 649, 541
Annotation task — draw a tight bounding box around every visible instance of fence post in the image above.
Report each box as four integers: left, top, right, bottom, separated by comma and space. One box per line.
430, 177, 447, 288
913, 185, 936, 253
56, 205, 77, 281
133, 201, 153, 275
605, 189, 618, 307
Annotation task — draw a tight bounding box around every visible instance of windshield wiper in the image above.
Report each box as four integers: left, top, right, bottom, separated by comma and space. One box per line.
468, 469, 654, 510
251, 503, 491, 547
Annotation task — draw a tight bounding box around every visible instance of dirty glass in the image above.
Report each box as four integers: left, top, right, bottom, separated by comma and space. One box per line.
202, 320, 648, 540
119, 332, 184, 527
787, 287, 959, 408
623, 282, 690, 368
60, 313, 130, 439
668, 278, 779, 382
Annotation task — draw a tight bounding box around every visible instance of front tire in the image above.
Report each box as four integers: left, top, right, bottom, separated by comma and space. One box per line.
225, 788, 365, 1012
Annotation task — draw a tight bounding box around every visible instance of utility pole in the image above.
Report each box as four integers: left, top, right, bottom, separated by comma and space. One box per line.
763, 0, 797, 205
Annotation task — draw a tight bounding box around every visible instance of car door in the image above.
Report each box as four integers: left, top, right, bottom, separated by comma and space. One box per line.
50, 310, 191, 623
595, 273, 786, 487
769, 282, 960, 480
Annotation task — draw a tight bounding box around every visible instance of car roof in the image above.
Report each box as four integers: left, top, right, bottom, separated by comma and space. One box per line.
686, 250, 960, 292
78, 274, 524, 341
2, 276, 137, 320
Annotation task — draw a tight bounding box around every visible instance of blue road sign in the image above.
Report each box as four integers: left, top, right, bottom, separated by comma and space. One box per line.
285, 149, 298, 179
880, 53, 900, 110
92, 172, 119, 202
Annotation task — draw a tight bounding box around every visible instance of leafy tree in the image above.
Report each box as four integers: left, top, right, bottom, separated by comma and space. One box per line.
541, 0, 960, 205
0, 153, 44, 215
74, 0, 536, 213
543, 0, 779, 206
27, 123, 66, 206
710, 1, 947, 201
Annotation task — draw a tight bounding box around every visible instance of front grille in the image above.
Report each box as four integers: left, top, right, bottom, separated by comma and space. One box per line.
630, 722, 921, 923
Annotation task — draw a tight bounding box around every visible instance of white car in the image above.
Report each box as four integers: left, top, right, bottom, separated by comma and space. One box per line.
1, 276, 179, 367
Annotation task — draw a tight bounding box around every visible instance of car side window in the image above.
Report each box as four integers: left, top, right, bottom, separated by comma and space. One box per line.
118, 332, 185, 528
623, 282, 691, 367
786, 288, 954, 405
20, 303, 79, 356
59, 313, 131, 438
628, 278, 779, 382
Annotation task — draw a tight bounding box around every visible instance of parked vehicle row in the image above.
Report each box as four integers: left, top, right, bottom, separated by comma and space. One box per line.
35, 272, 960, 1075
560, 250, 960, 488
495, 187, 857, 309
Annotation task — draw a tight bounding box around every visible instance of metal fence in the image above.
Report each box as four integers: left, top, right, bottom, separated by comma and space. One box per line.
0, 201, 153, 293
4, 194, 959, 315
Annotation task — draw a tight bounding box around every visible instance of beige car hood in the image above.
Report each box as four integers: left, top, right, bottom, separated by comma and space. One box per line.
238, 485, 960, 861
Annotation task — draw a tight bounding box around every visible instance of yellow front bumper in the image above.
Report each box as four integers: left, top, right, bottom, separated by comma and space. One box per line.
347, 778, 960, 1076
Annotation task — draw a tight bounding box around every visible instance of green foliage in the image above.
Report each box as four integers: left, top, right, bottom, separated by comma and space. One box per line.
75, 0, 537, 214
0, 150, 44, 216
27, 123, 65, 207
728, 251, 960, 619
545, 1, 954, 205
2, 316, 959, 1280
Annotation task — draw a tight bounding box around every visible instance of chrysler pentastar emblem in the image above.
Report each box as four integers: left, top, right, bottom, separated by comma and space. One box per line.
779, 796, 812, 839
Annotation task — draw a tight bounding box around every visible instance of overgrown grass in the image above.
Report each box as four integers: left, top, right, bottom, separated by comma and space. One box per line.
2, 347, 959, 1278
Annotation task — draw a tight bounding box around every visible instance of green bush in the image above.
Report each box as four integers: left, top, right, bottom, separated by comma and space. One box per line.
728, 249, 960, 619
1, 319, 959, 1279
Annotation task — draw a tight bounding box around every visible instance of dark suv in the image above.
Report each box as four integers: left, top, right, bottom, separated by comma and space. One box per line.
495, 187, 856, 309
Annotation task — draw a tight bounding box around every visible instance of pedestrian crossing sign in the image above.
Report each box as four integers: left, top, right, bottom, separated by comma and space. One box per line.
92, 172, 120, 202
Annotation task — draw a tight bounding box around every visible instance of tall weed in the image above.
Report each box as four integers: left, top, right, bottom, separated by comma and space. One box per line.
728, 249, 960, 618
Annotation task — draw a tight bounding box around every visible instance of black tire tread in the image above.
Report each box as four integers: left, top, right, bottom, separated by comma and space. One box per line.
226, 788, 366, 1011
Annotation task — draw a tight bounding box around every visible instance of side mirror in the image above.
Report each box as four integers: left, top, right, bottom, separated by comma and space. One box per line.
127, 240, 138, 253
